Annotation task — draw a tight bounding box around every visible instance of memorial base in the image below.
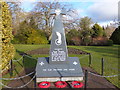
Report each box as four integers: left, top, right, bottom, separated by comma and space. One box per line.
36, 57, 84, 82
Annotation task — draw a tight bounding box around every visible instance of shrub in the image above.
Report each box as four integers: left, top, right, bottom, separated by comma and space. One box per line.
106, 39, 113, 46
82, 36, 92, 46
12, 34, 28, 44
13, 27, 48, 44
27, 29, 48, 44
110, 26, 120, 45
91, 37, 108, 46
66, 29, 81, 45
27, 36, 48, 44
11, 36, 21, 44
66, 38, 74, 45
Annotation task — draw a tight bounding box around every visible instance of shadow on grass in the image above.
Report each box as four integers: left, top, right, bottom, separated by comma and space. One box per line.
23, 55, 37, 77
16, 50, 37, 77
16, 49, 28, 56
82, 46, 119, 58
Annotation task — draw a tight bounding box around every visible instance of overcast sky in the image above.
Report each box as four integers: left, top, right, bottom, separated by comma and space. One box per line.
6, 0, 119, 26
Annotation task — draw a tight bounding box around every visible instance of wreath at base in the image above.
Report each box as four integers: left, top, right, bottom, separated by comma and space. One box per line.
38, 81, 51, 88
55, 81, 68, 88
71, 81, 84, 88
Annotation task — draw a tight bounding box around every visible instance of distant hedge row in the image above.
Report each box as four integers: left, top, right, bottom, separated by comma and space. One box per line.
66, 29, 113, 46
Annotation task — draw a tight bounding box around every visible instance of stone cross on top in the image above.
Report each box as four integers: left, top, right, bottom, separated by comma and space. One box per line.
50, 9, 66, 16
49, 9, 68, 64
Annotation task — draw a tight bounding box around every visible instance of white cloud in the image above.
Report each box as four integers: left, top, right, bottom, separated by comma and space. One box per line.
76, 9, 84, 14
98, 21, 110, 27
87, 2, 118, 22
70, 9, 84, 18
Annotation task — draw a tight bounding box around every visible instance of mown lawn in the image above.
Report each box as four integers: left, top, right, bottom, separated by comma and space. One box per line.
69, 45, 119, 88
2, 44, 120, 88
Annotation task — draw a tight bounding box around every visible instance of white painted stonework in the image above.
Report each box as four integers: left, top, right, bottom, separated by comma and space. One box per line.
73, 61, 78, 65
39, 62, 44, 66
37, 77, 83, 82
55, 32, 62, 46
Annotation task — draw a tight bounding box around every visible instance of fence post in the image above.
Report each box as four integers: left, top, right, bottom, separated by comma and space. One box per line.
34, 72, 36, 89
10, 59, 13, 76
101, 58, 104, 76
89, 53, 91, 67
84, 70, 88, 90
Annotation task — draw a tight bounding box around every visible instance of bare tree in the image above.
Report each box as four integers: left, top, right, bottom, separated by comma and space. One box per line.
7, 2, 26, 35
32, 2, 77, 39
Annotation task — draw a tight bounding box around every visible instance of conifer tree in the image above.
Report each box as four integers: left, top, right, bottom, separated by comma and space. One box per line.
1, 2, 15, 73
92, 23, 103, 37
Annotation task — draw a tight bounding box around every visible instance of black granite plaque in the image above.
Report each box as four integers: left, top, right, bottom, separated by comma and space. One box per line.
36, 57, 84, 82
49, 9, 68, 64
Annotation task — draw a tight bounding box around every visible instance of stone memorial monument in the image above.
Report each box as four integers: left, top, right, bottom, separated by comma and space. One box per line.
36, 9, 84, 82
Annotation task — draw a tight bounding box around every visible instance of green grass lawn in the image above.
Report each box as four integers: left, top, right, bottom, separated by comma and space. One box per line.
69, 45, 119, 88
2, 44, 119, 88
